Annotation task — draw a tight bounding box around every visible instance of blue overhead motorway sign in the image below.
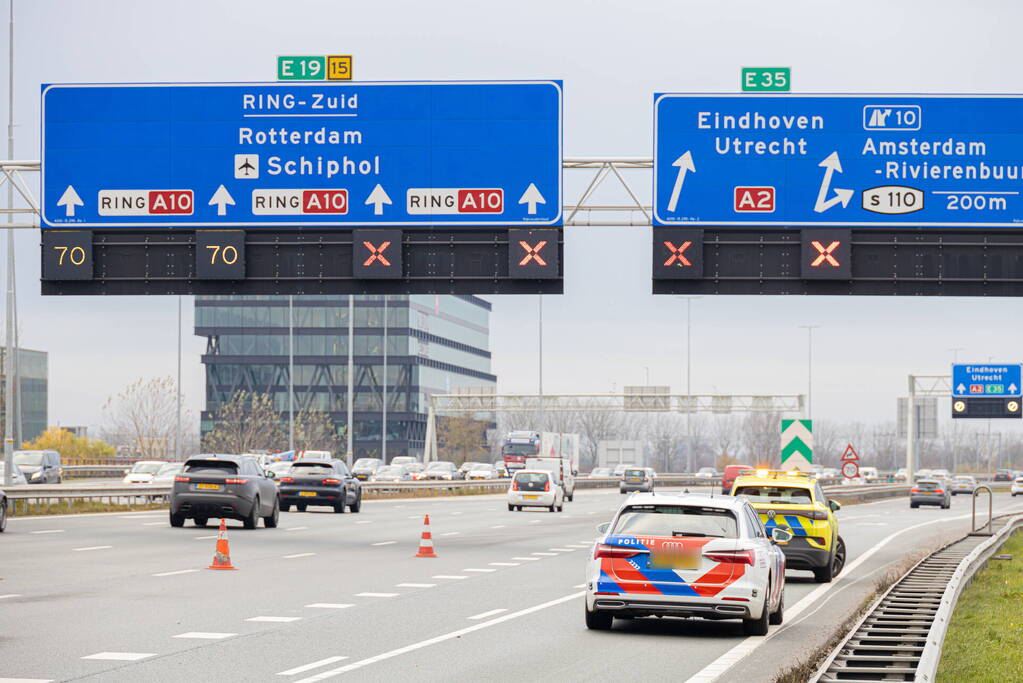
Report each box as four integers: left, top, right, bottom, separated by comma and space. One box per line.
41, 81, 562, 228
952, 363, 1022, 397
654, 94, 1023, 227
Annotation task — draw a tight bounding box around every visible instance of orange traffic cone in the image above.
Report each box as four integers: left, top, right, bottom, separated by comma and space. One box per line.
207, 518, 237, 570
415, 514, 437, 558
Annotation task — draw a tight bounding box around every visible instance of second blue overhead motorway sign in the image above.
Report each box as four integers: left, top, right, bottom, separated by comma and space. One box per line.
654, 94, 1023, 227
42, 81, 562, 228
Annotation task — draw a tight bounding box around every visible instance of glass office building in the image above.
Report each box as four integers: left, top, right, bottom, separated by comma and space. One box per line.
0, 347, 49, 443
195, 295, 496, 460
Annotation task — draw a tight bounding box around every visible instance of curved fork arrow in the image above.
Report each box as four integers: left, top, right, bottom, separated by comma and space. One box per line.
813, 151, 854, 213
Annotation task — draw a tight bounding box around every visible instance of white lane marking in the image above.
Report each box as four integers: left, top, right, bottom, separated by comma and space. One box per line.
0, 678, 54, 682
174, 632, 236, 639
440, 532, 460, 536
451, 511, 463, 515
355, 520, 373, 524
371, 541, 397, 546
462, 568, 496, 573
285, 526, 309, 532
141, 522, 165, 526
356, 592, 398, 598
292, 592, 583, 682
856, 522, 889, 526
432, 575, 467, 580
587, 511, 597, 515
119, 513, 166, 518
529, 520, 543, 524
73, 545, 113, 552
81, 652, 155, 661
532, 552, 557, 556
277, 656, 349, 676
396, 583, 436, 588
467, 608, 507, 620
549, 548, 574, 552
0, 594, 22, 599
490, 525, 506, 529
842, 513, 882, 521
153, 569, 199, 577
573, 583, 585, 588
407, 515, 420, 519
489, 562, 519, 567
29, 529, 64, 535
684, 504, 1023, 683
195, 535, 218, 540
511, 557, 540, 561
306, 603, 353, 609
566, 544, 591, 548
284, 553, 316, 559
247, 616, 302, 623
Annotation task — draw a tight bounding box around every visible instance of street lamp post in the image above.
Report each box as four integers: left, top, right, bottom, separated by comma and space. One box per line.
798, 325, 821, 418
677, 296, 701, 473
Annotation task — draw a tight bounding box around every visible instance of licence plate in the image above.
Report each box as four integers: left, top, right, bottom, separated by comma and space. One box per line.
627, 478, 642, 483
299, 491, 317, 497
523, 494, 539, 500
650, 553, 700, 570
195, 483, 221, 490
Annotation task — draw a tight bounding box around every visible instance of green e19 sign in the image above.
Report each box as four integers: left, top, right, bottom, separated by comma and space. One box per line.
741, 67, 791, 92
277, 56, 326, 80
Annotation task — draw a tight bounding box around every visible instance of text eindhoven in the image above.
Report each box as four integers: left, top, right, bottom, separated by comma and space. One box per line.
241, 92, 379, 178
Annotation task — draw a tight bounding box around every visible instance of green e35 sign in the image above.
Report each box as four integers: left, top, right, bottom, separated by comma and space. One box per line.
741, 67, 791, 92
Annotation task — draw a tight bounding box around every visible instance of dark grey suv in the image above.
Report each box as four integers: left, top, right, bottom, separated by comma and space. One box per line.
170, 454, 279, 529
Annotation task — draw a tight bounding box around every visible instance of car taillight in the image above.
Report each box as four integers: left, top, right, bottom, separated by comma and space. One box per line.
323, 478, 341, 485
225, 478, 246, 484
910, 488, 920, 493
593, 544, 645, 559
512, 480, 519, 491
807, 509, 829, 520
704, 549, 755, 565
934, 489, 944, 494
174, 475, 190, 482
279, 477, 294, 483
544, 481, 550, 492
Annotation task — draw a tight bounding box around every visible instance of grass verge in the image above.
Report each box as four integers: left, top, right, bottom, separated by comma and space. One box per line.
11, 499, 167, 516
937, 529, 1023, 682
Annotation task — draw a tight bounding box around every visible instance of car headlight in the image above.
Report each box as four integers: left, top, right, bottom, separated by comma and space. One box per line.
31, 471, 42, 479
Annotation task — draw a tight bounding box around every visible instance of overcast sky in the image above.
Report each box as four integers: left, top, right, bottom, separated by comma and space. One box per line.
3, 0, 1022, 437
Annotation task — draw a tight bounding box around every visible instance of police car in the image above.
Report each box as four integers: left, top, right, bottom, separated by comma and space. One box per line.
585, 492, 789, 635
730, 469, 845, 583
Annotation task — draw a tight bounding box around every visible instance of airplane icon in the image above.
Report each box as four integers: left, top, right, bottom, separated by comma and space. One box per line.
234, 154, 259, 179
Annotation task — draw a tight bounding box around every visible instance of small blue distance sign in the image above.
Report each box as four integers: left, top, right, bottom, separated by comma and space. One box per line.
654, 94, 1023, 227
41, 81, 562, 228
952, 363, 1022, 397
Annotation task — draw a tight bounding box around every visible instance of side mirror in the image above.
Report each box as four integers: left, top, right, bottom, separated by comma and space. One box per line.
266, 470, 276, 479
771, 527, 794, 544
596, 522, 610, 535
829, 500, 841, 512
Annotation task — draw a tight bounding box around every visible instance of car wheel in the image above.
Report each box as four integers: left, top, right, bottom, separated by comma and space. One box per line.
769, 584, 784, 626
558, 502, 564, 512
333, 502, 346, 514
296, 504, 307, 512
549, 504, 556, 512
567, 493, 574, 502
831, 536, 847, 578
243, 498, 260, 530
194, 517, 208, 528
910, 502, 919, 509
0, 500, 7, 532
349, 491, 362, 513
508, 504, 514, 511
813, 554, 835, 583
281, 502, 291, 512
169, 511, 185, 528
264, 497, 280, 528
743, 598, 770, 636
584, 604, 613, 630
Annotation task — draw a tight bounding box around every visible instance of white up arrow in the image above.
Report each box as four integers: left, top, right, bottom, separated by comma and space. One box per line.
208, 185, 235, 216
666, 151, 696, 212
956, 383, 967, 393
57, 185, 83, 217
1010, 383, 1018, 394
365, 184, 392, 216
813, 152, 854, 213
518, 183, 545, 215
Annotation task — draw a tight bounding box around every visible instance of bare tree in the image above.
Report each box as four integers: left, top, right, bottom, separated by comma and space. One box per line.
203, 392, 284, 454
437, 415, 488, 466
294, 409, 345, 455
742, 412, 782, 465
812, 419, 842, 468
576, 409, 625, 470
710, 416, 741, 467
102, 377, 178, 459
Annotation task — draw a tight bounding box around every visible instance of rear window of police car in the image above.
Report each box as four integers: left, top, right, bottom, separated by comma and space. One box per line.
612, 505, 738, 538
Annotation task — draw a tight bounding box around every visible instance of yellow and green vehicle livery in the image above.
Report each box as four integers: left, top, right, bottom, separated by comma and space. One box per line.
729, 470, 846, 583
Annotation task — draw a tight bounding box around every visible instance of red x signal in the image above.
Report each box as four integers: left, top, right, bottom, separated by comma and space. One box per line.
518, 240, 548, 266
663, 240, 693, 267
362, 241, 392, 267
810, 240, 841, 267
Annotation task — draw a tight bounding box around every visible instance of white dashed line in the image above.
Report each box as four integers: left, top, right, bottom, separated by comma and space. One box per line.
355, 520, 373, 524
549, 548, 574, 552
306, 603, 354, 609
81, 652, 155, 661
396, 583, 436, 588
141, 522, 165, 526
531, 552, 557, 556
529, 520, 543, 524
356, 592, 399, 598
247, 616, 302, 623
489, 562, 519, 567
432, 575, 468, 580
194, 534, 218, 540
407, 515, 420, 519
463, 568, 496, 573
490, 525, 506, 529
371, 541, 397, 546
574, 583, 586, 588
451, 511, 463, 515
0, 594, 22, 599
285, 526, 309, 532
73, 545, 112, 552
153, 569, 199, 577
29, 529, 64, 535
511, 556, 541, 561
174, 632, 236, 640
284, 553, 316, 559
0, 677, 53, 682
467, 608, 507, 620
440, 532, 460, 536
277, 656, 349, 676
566, 544, 591, 548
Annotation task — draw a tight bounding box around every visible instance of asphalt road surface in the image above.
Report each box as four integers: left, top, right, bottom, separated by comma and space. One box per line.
3, 487, 1021, 682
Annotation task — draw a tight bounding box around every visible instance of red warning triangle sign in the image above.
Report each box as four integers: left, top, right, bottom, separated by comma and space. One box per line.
840, 444, 860, 462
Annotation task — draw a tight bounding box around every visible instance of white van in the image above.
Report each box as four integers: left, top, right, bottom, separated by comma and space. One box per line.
525, 456, 575, 501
